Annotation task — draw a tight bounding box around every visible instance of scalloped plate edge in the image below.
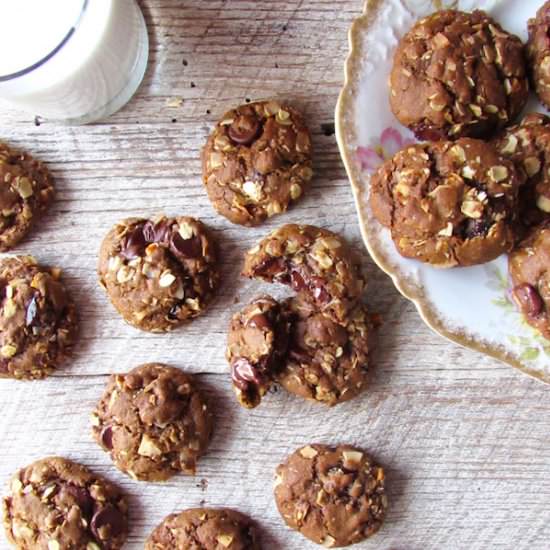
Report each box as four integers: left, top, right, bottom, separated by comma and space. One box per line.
334, 0, 547, 383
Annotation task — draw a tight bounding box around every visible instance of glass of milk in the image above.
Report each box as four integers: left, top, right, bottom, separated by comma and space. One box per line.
0, 0, 149, 124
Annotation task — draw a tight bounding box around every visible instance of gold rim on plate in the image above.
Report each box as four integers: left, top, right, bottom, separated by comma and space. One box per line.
334, 0, 547, 384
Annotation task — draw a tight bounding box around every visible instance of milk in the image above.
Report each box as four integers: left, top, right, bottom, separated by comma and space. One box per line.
0, 0, 149, 123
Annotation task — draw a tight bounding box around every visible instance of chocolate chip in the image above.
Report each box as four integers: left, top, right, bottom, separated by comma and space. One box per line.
170, 232, 202, 258
100, 426, 114, 450
63, 484, 94, 518
143, 220, 170, 245
255, 257, 286, 278
228, 115, 261, 145
91, 506, 125, 540
247, 313, 271, 330
512, 283, 544, 317
168, 304, 180, 320
121, 225, 146, 259
413, 124, 446, 141
463, 218, 491, 239
310, 276, 330, 304
25, 295, 38, 326
290, 269, 307, 292
231, 358, 263, 391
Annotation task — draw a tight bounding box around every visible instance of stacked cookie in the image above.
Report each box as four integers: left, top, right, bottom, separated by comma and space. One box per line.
370, 4, 550, 341
227, 224, 371, 408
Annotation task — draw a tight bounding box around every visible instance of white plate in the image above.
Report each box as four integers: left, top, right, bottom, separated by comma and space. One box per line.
336, 0, 550, 383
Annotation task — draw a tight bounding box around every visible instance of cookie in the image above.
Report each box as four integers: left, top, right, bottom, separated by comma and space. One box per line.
98, 215, 219, 332
226, 295, 290, 408
390, 10, 529, 140
92, 363, 213, 481
277, 296, 370, 407
370, 139, 522, 267
527, 1, 550, 108
242, 224, 365, 323
145, 508, 261, 550
0, 255, 78, 380
2, 456, 128, 550
509, 222, 550, 340
274, 444, 387, 547
202, 100, 313, 226
0, 143, 55, 251
494, 113, 550, 230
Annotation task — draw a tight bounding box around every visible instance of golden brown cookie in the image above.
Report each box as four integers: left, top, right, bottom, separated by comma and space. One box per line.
92, 363, 213, 482
390, 10, 529, 140
98, 215, 219, 332
274, 444, 387, 547
2, 457, 128, 550
509, 222, 550, 340
0, 255, 78, 380
145, 508, 261, 549
202, 101, 313, 226
527, 1, 550, 108
0, 143, 55, 251
370, 139, 522, 267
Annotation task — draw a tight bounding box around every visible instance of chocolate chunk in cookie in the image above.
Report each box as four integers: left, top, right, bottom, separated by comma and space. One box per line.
0, 255, 78, 380
390, 10, 529, 140
527, 2, 550, 108
92, 363, 213, 481
370, 138, 522, 267
0, 143, 55, 251
494, 113, 550, 230
226, 295, 290, 408
2, 456, 128, 550
98, 215, 219, 332
277, 296, 370, 407
202, 101, 313, 226
145, 508, 261, 549
242, 224, 365, 323
274, 444, 387, 547
509, 222, 550, 340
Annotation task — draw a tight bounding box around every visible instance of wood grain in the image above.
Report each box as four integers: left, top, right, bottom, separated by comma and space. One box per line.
0, 1, 549, 549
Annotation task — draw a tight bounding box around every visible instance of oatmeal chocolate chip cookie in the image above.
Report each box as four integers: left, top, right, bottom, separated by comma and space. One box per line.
527, 1, 550, 108
92, 363, 213, 482
390, 10, 529, 140
277, 296, 370, 407
494, 113, 550, 229
2, 456, 128, 550
0, 255, 78, 380
0, 143, 55, 251
509, 222, 550, 340
98, 215, 219, 332
226, 295, 290, 408
242, 224, 365, 323
274, 444, 387, 547
145, 508, 261, 550
202, 100, 313, 226
370, 138, 522, 267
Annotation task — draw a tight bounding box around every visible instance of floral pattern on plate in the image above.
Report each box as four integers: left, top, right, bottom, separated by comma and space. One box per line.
336, 0, 550, 383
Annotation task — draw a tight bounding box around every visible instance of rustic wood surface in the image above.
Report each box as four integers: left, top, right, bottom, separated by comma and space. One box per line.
0, 1, 549, 548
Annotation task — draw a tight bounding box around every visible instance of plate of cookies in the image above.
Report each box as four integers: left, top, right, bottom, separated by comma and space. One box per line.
337, 0, 550, 382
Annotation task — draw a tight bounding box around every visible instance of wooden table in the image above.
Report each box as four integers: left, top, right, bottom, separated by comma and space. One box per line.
0, 1, 549, 548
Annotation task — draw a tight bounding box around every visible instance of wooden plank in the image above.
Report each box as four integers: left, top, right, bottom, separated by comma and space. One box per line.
0, 1, 548, 548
